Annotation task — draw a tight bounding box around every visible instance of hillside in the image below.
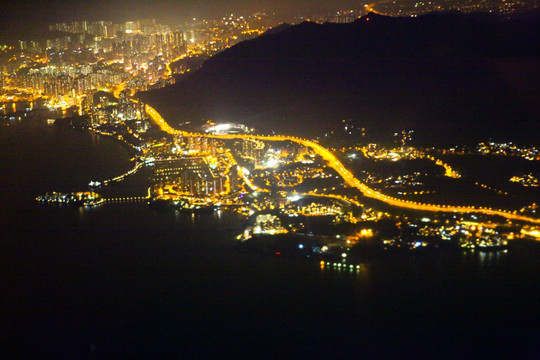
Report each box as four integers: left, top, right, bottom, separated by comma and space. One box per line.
142, 12, 540, 144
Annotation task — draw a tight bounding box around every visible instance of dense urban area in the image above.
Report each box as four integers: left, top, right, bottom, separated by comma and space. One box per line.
3, 2, 539, 265
2, 2, 540, 358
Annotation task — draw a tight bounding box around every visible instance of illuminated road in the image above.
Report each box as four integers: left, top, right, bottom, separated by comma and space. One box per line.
103, 161, 145, 185
164, 54, 188, 77
145, 104, 540, 224
112, 82, 127, 99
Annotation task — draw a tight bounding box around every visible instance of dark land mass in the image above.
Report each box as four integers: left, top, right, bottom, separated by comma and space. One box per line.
142, 11, 540, 145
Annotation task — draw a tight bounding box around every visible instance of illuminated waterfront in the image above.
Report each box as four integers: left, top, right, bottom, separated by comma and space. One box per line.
145, 104, 540, 225
1, 102, 537, 358
2, 6, 539, 358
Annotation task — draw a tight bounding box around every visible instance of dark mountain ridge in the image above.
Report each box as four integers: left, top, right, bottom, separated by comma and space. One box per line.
142, 12, 540, 144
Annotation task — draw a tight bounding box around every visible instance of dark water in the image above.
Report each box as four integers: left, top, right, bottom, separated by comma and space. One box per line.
1, 119, 539, 359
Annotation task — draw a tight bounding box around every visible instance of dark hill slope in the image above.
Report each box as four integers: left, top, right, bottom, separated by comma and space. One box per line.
142, 12, 539, 143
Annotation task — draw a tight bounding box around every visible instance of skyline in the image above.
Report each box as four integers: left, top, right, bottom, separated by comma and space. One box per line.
2, 0, 360, 37
2, 0, 537, 39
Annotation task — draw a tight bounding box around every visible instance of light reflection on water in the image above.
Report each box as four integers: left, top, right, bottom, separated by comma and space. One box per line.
477, 249, 507, 268
1, 100, 40, 115
1, 110, 539, 358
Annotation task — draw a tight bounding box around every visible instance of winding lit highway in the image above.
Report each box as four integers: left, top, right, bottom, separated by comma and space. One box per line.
144, 104, 540, 224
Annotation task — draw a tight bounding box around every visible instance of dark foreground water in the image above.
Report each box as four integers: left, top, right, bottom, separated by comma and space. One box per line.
1, 119, 539, 359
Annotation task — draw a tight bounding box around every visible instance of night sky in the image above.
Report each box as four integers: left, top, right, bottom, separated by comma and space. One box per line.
0, 0, 364, 38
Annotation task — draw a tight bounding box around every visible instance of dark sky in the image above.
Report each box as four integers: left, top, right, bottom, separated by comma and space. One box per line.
0, 0, 364, 38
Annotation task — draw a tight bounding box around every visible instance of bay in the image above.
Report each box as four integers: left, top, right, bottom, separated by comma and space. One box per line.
1, 118, 539, 359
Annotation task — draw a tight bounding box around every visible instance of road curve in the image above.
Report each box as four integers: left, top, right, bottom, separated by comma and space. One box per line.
144, 104, 540, 224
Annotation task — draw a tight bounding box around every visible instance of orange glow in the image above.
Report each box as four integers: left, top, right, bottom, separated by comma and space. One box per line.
144, 104, 540, 225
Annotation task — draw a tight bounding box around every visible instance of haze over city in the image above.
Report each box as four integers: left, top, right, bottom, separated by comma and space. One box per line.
2, 0, 353, 35
2, 0, 536, 37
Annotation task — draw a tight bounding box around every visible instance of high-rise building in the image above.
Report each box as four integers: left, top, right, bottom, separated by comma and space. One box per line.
240, 139, 265, 164
228, 165, 239, 193
125, 21, 137, 34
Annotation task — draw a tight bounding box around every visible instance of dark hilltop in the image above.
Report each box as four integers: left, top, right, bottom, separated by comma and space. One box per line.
142, 11, 540, 144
